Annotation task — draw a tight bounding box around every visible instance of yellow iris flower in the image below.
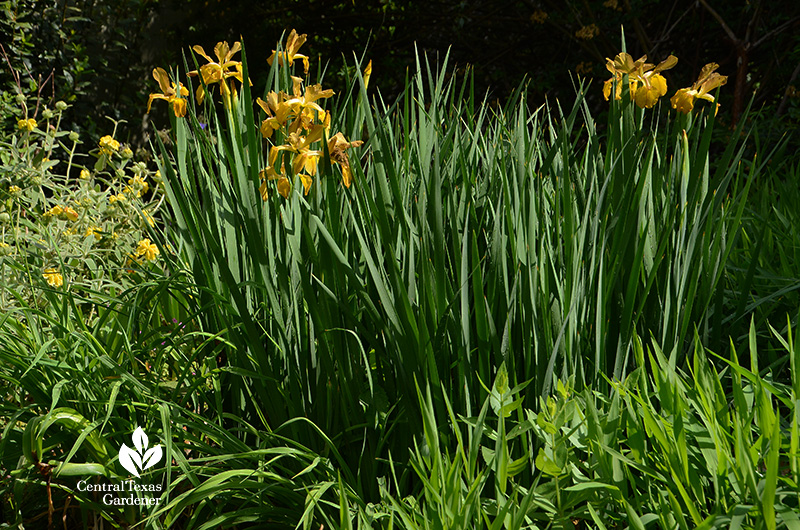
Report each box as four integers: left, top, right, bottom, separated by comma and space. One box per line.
147, 67, 189, 117
188, 41, 245, 106
671, 63, 728, 114
286, 76, 335, 124
603, 52, 677, 109
268, 29, 310, 74
256, 92, 294, 139
326, 132, 363, 188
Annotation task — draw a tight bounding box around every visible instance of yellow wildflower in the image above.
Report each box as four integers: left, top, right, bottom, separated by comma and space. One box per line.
575, 24, 600, 40
268, 29, 310, 74
9, 185, 21, 194
147, 67, 190, 117
99, 135, 120, 156
60, 206, 79, 222
85, 226, 102, 240
530, 10, 548, 24
127, 175, 149, 197
80, 169, 91, 180
140, 210, 155, 227
109, 193, 127, 204
134, 239, 159, 261
44, 205, 63, 219
671, 63, 728, 114
43, 268, 63, 287
17, 118, 36, 132
575, 62, 593, 75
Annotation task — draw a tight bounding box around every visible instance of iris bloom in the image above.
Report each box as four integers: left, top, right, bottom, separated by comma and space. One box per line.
256, 92, 293, 139
363, 60, 373, 89
188, 41, 245, 106
260, 149, 292, 199
327, 132, 363, 188
671, 63, 727, 114
286, 76, 334, 125
603, 52, 677, 109
147, 68, 189, 117
268, 29, 310, 74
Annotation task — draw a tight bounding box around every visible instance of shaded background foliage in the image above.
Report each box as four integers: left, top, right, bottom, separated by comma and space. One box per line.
2, 0, 800, 152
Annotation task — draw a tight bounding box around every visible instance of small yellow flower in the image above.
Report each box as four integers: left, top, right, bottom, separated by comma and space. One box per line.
85, 226, 102, 240
575, 24, 600, 40
80, 169, 91, 180
134, 238, 159, 261
0, 242, 12, 256
17, 118, 36, 132
268, 29, 310, 74
43, 268, 63, 287
575, 62, 593, 75
530, 10, 548, 24
99, 135, 120, 156
147, 67, 190, 117
109, 193, 127, 204
60, 206, 79, 222
44, 205, 64, 218
140, 210, 155, 227
671, 63, 728, 114
121, 147, 133, 159
127, 175, 149, 197
9, 185, 21, 194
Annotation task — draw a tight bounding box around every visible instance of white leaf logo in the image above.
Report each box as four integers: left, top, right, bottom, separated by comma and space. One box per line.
119, 427, 163, 477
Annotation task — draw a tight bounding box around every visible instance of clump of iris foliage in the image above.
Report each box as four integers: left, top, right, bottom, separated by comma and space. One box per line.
1, 31, 798, 529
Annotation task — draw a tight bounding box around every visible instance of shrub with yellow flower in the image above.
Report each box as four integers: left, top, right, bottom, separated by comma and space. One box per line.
17, 118, 37, 132
99, 135, 121, 156
42, 268, 63, 287
575, 24, 600, 40
133, 238, 159, 261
